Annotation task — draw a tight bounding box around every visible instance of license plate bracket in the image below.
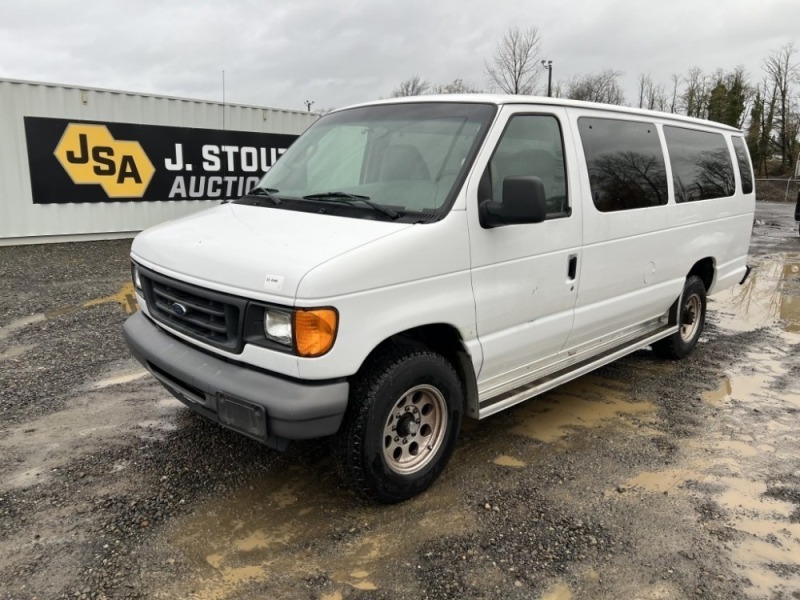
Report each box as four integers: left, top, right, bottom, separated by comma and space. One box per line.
218, 395, 267, 440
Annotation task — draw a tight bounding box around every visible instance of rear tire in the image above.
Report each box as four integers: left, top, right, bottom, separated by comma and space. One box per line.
332, 347, 463, 504
653, 275, 707, 360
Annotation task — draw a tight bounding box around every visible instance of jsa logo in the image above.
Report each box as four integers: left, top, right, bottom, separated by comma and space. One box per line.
54, 124, 155, 198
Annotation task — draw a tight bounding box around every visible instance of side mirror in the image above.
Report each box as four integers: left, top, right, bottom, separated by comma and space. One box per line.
479, 176, 548, 228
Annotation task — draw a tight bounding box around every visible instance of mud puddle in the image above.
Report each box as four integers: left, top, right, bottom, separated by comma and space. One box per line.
152, 252, 800, 599
0, 281, 137, 343
625, 253, 800, 599
0, 377, 181, 492
508, 376, 656, 444
167, 460, 475, 599
711, 256, 800, 334
163, 372, 656, 599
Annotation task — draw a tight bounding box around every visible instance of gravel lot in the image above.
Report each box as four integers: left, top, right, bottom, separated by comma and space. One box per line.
1, 202, 799, 600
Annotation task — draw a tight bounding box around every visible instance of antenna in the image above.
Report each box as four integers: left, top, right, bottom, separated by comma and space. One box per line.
222, 70, 226, 131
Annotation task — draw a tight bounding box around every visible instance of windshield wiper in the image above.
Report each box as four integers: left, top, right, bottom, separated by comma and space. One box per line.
302, 192, 399, 220
241, 186, 282, 205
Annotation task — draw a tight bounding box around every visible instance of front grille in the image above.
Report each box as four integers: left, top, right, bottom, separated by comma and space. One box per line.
140, 268, 246, 352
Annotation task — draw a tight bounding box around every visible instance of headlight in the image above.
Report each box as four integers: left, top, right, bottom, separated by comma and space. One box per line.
264, 309, 292, 346
131, 264, 142, 290
257, 306, 338, 356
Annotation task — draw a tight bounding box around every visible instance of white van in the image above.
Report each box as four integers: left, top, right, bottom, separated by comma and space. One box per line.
123, 95, 755, 503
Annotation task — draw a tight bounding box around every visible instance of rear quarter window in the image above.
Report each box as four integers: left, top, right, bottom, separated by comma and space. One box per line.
578, 117, 668, 212
731, 136, 754, 194
663, 126, 735, 202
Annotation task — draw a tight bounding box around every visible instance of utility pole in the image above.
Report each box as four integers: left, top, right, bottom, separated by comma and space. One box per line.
541, 60, 553, 97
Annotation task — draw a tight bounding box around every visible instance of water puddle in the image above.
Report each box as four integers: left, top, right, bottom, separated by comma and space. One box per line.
508, 376, 655, 443
540, 581, 573, 600
492, 455, 526, 468
630, 369, 800, 600
168, 460, 475, 599
0, 343, 37, 361
712, 257, 800, 333
703, 373, 774, 406
83, 281, 138, 314
0, 283, 136, 345
627, 468, 703, 494
91, 370, 148, 389
0, 390, 180, 492
0, 314, 46, 340
729, 499, 800, 598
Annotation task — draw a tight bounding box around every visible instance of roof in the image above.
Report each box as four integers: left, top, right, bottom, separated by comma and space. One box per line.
338, 93, 742, 133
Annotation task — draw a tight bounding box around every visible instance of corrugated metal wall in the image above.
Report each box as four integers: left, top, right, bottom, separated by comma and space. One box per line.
0, 78, 318, 244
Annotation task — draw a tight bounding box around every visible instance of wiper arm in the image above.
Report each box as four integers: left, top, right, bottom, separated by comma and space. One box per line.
240, 186, 282, 205
302, 191, 399, 220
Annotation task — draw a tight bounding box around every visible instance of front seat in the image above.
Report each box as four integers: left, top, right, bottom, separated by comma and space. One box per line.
378, 145, 431, 181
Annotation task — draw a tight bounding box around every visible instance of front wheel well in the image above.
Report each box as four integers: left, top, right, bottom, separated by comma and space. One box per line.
356, 325, 479, 418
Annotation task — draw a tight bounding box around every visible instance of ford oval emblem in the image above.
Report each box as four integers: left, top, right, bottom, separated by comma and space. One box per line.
171, 302, 188, 317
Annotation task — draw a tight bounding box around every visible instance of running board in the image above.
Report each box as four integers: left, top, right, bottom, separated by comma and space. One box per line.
477, 323, 678, 419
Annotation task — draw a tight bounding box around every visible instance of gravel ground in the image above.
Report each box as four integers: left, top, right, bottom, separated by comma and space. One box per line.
1, 202, 799, 600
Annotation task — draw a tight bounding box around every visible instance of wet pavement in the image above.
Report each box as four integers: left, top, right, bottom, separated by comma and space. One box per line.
1, 202, 799, 599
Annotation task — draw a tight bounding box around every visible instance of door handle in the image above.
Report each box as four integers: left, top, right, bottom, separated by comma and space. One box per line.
568, 255, 578, 280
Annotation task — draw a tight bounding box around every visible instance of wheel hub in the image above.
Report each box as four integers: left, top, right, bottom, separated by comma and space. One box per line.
382, 384, 448, 475
396, 413, 418, 436
680, 293, 701, 342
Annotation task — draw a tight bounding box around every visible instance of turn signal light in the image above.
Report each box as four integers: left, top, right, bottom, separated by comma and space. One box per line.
294, 308, 338, 357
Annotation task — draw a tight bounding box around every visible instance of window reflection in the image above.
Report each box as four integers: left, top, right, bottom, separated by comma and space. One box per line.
732, 137, 754, 195
664, 126, 735, 202
578, 118, 668, 212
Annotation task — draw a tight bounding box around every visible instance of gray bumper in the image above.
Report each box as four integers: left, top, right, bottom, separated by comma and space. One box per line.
123, 311, 349, 450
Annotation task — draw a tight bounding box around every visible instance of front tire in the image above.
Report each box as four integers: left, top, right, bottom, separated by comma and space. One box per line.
653, 275, 707, 359
332, 348, 464, 503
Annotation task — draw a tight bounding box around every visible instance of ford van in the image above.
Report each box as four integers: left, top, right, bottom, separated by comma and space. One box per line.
124, 95, 755, 503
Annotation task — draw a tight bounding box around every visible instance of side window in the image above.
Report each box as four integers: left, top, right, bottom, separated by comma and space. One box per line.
731, 136, 754, 194
578, 117, 668, 212
663, 126, 735, 202
483, 115, 568, 217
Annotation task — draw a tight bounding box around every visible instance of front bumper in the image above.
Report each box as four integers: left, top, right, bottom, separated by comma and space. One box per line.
123, 312, 349, 450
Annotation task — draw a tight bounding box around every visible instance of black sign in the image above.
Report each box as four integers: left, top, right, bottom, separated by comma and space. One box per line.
24, 116, 300, 204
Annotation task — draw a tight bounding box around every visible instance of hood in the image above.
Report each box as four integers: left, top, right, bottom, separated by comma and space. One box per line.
131, 203, 410, 301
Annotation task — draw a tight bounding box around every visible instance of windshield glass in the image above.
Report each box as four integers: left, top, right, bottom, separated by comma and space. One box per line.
251, 102, 496, 221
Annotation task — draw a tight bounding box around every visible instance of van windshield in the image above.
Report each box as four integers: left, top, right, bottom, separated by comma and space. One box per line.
246, 102, 496, 222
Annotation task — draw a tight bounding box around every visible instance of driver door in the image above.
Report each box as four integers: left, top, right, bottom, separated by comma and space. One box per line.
467, 107, 582, 401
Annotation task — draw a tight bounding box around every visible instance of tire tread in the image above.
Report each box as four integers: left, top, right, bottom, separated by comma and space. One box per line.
332, 345, 461, 503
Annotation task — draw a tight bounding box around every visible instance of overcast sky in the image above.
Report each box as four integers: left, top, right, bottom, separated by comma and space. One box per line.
0, 0, 797, 113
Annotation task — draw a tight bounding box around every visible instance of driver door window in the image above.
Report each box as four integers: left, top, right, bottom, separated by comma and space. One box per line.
482, 115, 568, 217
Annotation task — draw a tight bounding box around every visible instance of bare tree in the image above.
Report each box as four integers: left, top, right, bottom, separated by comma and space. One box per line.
637, 73, 668, 111
636, 73, 651, 109
391, 76, 430, 97
682, 67, 709, 118
764, 43, 800, 168
565, 69, 625, 105
485, 26, 543, 94
430, 79, 483, 94
668, 74, 681, 114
